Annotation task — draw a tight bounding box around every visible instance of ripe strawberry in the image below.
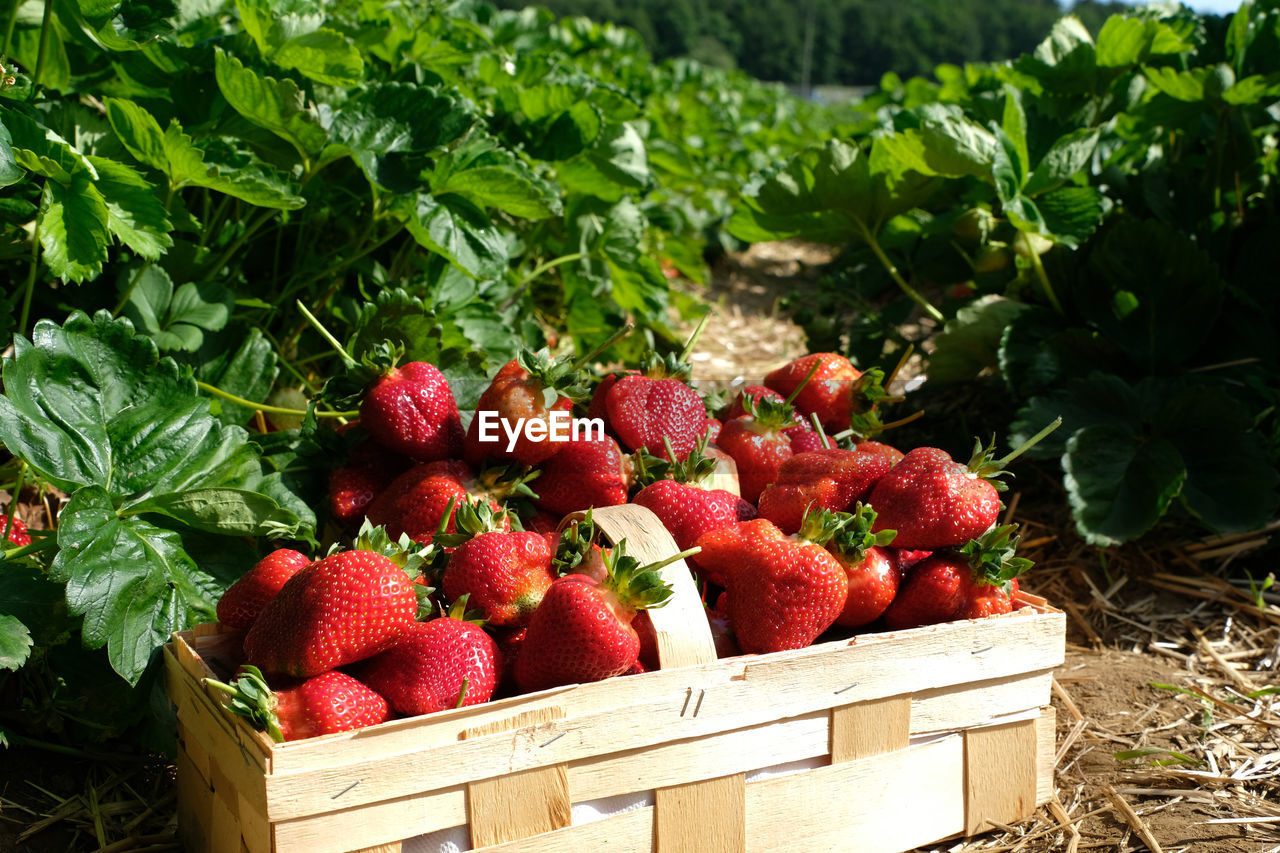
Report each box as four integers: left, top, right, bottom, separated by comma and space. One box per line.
606, 374, 706, 461
703, 417, 722, 444
758, 445, 900, 534
216, 549, 312, 630
522, 510, 563, 549
357, 602, 502, 716
633, 480, 755, 578
513, 540, 686, 692
867, 421, 1059, 550
205, 666, 389, 742
244, 528, 422, 677
784, 425, 827, 454
826, 505, 899, 628
1, 514, 31, 547
881, 525, 1032, 630
360, 361, 464, 461
765, 353, 861, 431
696, 514, 849, 654
532, 433, 631, 516
588, 369, 638, 425
441, 528, 555, 628
328, 437, 409, 528
365, 460, 514, 544
716, 394, 798, 502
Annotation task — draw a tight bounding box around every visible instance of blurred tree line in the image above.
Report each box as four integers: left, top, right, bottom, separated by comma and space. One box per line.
493, 0, 1144, 84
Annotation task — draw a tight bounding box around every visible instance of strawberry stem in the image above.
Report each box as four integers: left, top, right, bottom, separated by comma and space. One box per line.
884, 343, 914, 391
809, 413, 832, 449
295, 300, 358, 370
203, 666, 284, 743
643, 546, 701, 574
994, 416, 1063, 468
570, 322, 635, 373
783, 359, 822, 406
679, 311, 712, 363
454, 675, 470, 709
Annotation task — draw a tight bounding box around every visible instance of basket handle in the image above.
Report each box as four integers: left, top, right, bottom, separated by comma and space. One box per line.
557, 504, 718, 670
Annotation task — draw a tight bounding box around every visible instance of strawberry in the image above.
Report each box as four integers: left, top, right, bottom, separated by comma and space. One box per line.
606, 374, 706, 461
765, 353, 861, 431
244, 527, 423, 677
365, 460, 519, 544
216, 548, 312, 630
360, 361, 464, 461
703, 417, 722, 444
522, 510, 563, 549
440, 525, 555, 628
716, 394, 798, 503
513, 539, 687, 692
881, 525, 1032, 630
867, 420, 1059, 550
357, 600, 502, 716
1, 514, 31, 547
204, 666, 389, 742
720, 385, 786, 421
328, 437, 409, 527
532, 433, 631, 516
588, 369, 638, 425
707, 596, 739, 658
826, 505, 899, 628
757, 444, 900, 534
696, 514, 849, 654
633, 480, 755, 578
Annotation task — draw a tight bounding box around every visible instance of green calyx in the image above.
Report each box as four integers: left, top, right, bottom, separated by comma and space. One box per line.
476, 462, 541, 503
554, 510, 596, 576
632, 435, 718, 488
600, 538, 692, 612
964, 417, 1063, 490
516, 324, 634, 406
795, 506, 854, 548
740, 392, 798, 432
443, 593, 487, 626
203, 665, 284, 743
828, 503, 896, 563
432, 496, 516, 549
958, 524, 1033, 592
349, 519, 434, 582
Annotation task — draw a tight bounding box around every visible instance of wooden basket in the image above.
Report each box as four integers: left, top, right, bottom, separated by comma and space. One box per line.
164, 504, 1065, 853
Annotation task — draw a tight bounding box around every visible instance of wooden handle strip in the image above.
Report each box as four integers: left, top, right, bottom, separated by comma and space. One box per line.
559, 504, 717, 670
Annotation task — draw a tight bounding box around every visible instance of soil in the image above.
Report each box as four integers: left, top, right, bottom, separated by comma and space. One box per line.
2, 240, 1277, 853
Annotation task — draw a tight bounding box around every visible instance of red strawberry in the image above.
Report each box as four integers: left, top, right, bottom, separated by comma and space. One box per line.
365, 461, 513, 545
716, 395, 798, 503
360, 362, 464, 461
244, 530, 422, 677
784, 425, 827, 454
765, 353, 861, 431
826, 505, 899, 628
867, 421, 1058, 550
357, 605, 502, 716
522, 510, 563, 549
696, 515, 849, 654
606, 374, 706, 461
441, 529, 555, 628
216, 549, 312, 630
328, 438, 409, 527
1, 514, 31, 547
513, 539, 684, 692
205, 666, 389, 742
881, 525, 1031, 630
633, 480, 754, 578
758, 445, 900, 534
588, 369, 638, 425
703, 417, 722, 444
532, 433, 631, 516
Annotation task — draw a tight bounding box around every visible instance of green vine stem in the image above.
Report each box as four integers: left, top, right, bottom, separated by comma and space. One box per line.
29, 0, 52, 98
194, 380, 357, 419
854, 219, 946, 324
18, 213, 40, 336
1023, 236, 1065, 315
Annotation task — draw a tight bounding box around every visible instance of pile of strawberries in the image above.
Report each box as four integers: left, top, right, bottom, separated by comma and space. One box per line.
207, 341, 1055, 742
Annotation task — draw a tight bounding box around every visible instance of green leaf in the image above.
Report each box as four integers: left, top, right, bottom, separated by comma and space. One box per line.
524, 100, 602, 161
0, 615, 33, 671
929, 296, 1029, 384
274, 28, 363, 87
608, 257, 668, 319
432, 142, 560, 220
1095, 16, 1189, 67
1144, 66, 1205, 102
39, 174, 111, 283
894, 104, 999, 179
195, 327, 279, 426
214, 50, 327, 161
557, 122, 650, 201
51, 486, 221, 684
1064, 424, 1186, 547
396, 193, 510, 280
122, 267, 232, 351
331, 82, 474, 187
0, 118, 26, 188
129, 488, 306, 537
1223, 73, 1280, 106
0, 562, 75, 647
106, 98, 305, 210
1037, 186, 1107, 249
1000, 86, 1029, 186
54, 0, 177, 52
87, 156, 173, 260
1024, 128, 1100, 197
